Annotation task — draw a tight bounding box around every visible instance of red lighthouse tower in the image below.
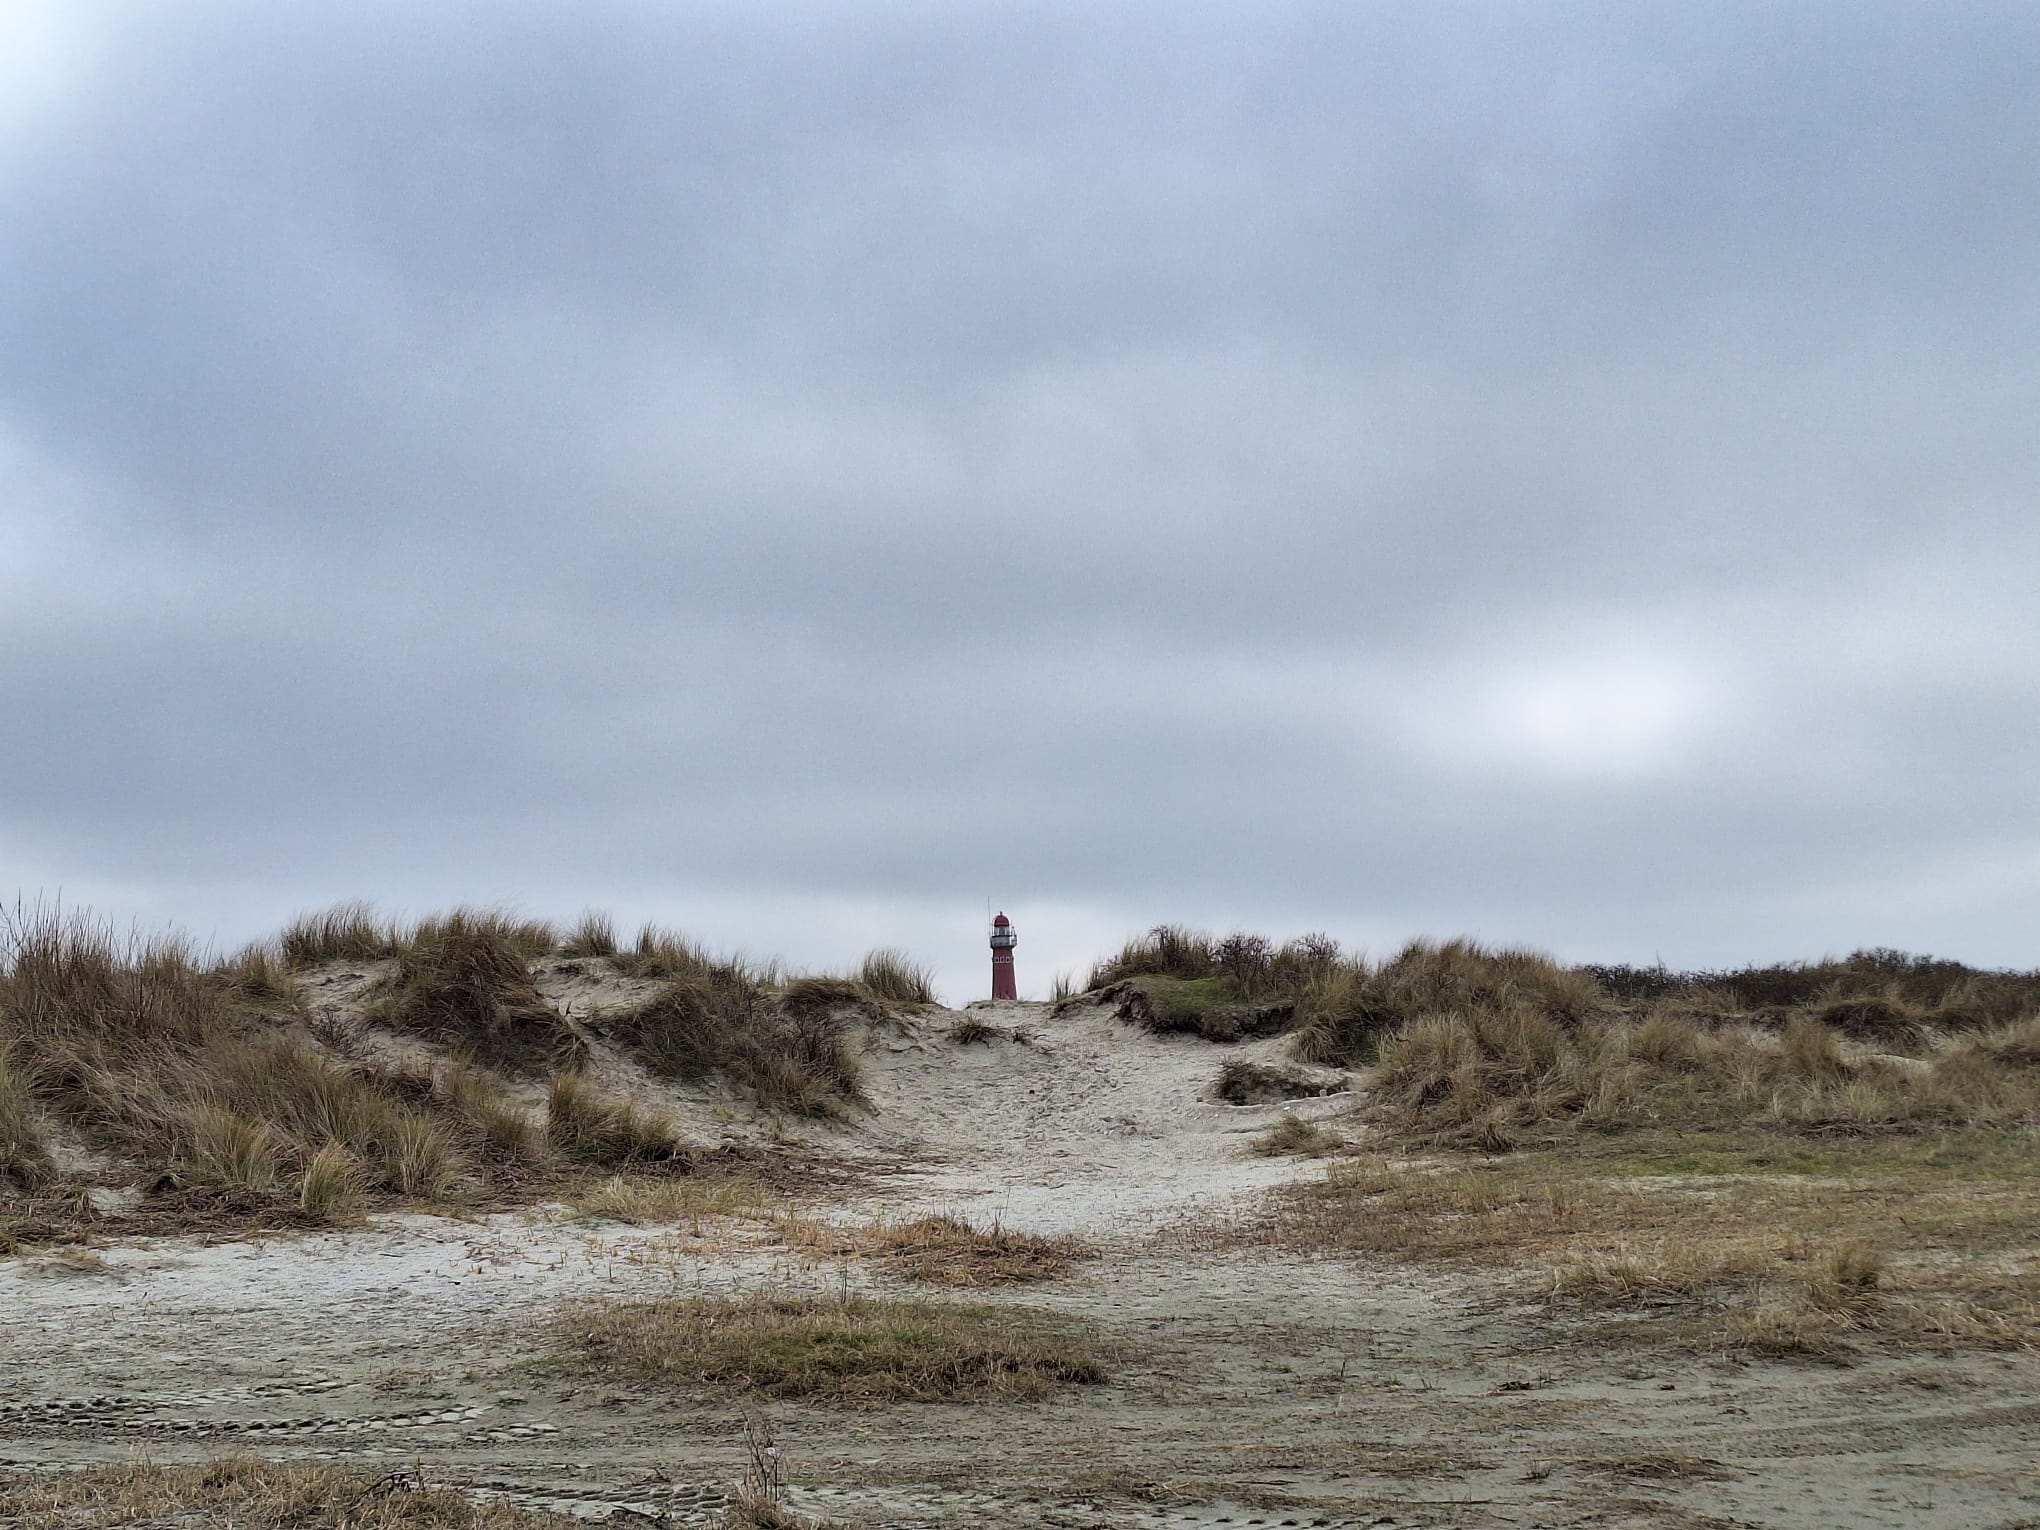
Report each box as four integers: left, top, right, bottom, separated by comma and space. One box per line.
989, 913, 1018, 1001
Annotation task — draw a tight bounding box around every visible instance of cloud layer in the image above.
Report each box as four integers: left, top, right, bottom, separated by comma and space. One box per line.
4, 2, 2037, 998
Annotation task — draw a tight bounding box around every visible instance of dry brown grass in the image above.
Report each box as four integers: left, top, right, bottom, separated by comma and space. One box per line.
856, 948, 935, 1005
0, 1035, 53, 1189
0, 908, 740, 1251
548, 1291, 1108, 1404
544, 1071, 685, 1165
870, 1214, 1089, 1286
371, 927, 579, 1074
1251, 1138, 2040, 1357
570, 1171, 762, 1226
0, 1458, 578, 1528
1294, 938, 1605, 1067
778, 1211, 1090, 1286
599, 974, 868, 1121
1361, 1000, 2040, 1152
1250, 1113, 1344, 1157
280, 901, 406, 967
559, 909, 619, 958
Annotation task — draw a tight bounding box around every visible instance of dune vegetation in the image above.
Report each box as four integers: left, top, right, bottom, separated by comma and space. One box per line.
1084, 927, 2040, 1359
0, 903, 932, 1252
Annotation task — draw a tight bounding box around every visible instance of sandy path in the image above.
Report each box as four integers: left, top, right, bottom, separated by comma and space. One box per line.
4, 1001, 2037, 1528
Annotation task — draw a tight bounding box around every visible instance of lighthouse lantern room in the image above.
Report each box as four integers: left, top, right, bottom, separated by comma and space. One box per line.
989, 913, 1018, 1001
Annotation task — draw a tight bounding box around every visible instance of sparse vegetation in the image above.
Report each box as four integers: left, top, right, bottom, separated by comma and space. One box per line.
863, 1214, 1090, 1286
1249, 1135, 2040, 1356
548, 1291, 1107, 1403
570, 1171, 760, 1226
1250, 1113, 1344, 1157
0, 1459, 579, 1528
946, 1015, 1006, 1045
776, 1211, 1090, 1286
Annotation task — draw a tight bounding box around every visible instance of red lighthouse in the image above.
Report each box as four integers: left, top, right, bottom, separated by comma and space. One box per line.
989, 913, 1018, 1001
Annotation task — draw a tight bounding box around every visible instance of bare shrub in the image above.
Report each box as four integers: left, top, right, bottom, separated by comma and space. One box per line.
947, 1015, 1005, 1045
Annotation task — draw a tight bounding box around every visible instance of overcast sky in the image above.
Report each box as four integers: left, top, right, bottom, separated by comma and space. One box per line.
3, 2, 2036, 1002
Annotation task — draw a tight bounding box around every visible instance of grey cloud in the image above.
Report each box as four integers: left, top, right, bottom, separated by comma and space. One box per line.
3, 2, 2038, 989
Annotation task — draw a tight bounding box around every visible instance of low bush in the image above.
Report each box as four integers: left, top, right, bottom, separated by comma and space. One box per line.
1584, 948, 2040, 1027
1088, 926, 1340, 999
1363, 1002, 2040, 1150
